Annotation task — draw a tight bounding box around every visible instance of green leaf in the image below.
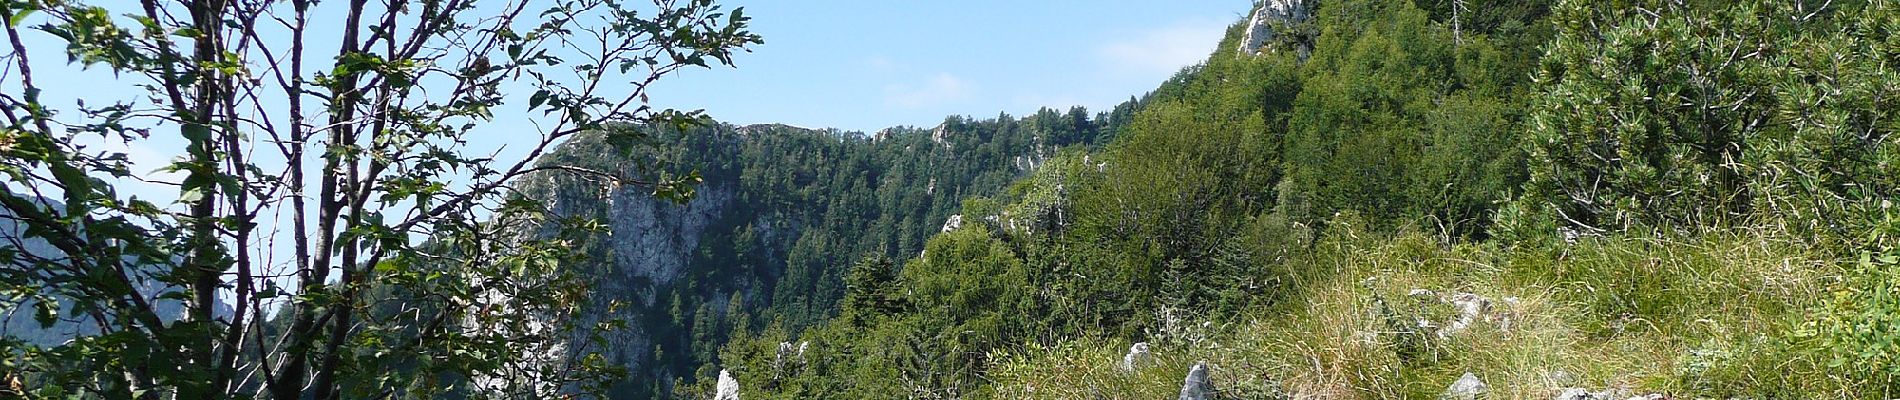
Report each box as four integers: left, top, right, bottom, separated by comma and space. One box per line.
50, 163, 91, 202
181, 123, 212, 143
32, 296, 57, 327
176, 187, 206, 204
7, 5, 35, 28
374, 258, 401, 274
528, 89, 549, 109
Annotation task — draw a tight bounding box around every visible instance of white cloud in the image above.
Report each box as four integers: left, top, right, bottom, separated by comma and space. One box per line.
1096, 19, 1227, 76
883, 73, 973, 109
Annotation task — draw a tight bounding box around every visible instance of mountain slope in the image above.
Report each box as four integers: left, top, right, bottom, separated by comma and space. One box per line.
0, 199, 234, 348
697, 0, 1900, 398
520, 108, 1127, 397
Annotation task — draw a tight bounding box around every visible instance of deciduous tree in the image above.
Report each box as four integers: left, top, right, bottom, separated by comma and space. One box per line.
0, 0, 758, 398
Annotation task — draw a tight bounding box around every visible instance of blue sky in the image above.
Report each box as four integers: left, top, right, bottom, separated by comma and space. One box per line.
640, 2, 1250, 133
14, 1, 1249, 200
4, 1, 1250, 286
14, 1, 1250, 190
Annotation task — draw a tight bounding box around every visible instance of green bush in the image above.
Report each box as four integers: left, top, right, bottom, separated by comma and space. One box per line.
1802, 211, 1900, 395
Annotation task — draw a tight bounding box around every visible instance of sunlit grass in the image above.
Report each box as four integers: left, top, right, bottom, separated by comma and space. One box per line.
988, 225, 1858, 398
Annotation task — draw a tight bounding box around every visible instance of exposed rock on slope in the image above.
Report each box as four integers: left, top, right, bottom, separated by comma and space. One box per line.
1238, 0, 1315, 57
521, 167, 741, 379
1120, 342, 1151, 372
1178, 361, 1211, 400
715, 369, 740, 400
1442, 372, 1487, 400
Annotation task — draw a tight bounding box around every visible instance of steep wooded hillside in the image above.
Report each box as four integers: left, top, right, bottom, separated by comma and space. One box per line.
520, 107, 1133, 397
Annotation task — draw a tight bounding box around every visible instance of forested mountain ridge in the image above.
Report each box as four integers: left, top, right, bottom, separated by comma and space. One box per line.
518, 107, 1132, 397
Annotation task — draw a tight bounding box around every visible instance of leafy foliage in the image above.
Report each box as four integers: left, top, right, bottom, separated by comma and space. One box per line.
1277, 0, 1531, 235
0, 0, 756, 398
1517, 0, 1900, 234
1802, 211, 1900, 393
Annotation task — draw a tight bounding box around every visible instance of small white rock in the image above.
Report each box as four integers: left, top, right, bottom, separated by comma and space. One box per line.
714, 369, 740, 400
1555, 387, 1592, 400
1120, 342, 1151, 373
1441, 293, 1491, 338
1441, 372, 1486, 400
940, 214, 964, 232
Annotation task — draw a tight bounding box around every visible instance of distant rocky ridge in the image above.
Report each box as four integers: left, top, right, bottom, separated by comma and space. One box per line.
520, 114, 1115, 396
0, 198, 232, 347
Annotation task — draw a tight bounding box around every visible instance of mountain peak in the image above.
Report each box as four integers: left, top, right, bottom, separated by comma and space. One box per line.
1239, 0, 1315, 57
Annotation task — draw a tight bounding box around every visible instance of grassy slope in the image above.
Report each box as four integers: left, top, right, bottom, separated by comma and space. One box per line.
980, 1, 1892, 397
989, 221, 1857, 398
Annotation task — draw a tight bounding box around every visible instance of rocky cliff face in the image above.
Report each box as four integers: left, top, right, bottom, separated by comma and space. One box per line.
602, 182, 737, 305
1239, 0, 1316, 58
521, 165, 743, 378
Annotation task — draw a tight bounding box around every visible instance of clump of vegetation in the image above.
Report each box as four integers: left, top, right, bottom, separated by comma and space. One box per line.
1801, 211, 1900, 395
